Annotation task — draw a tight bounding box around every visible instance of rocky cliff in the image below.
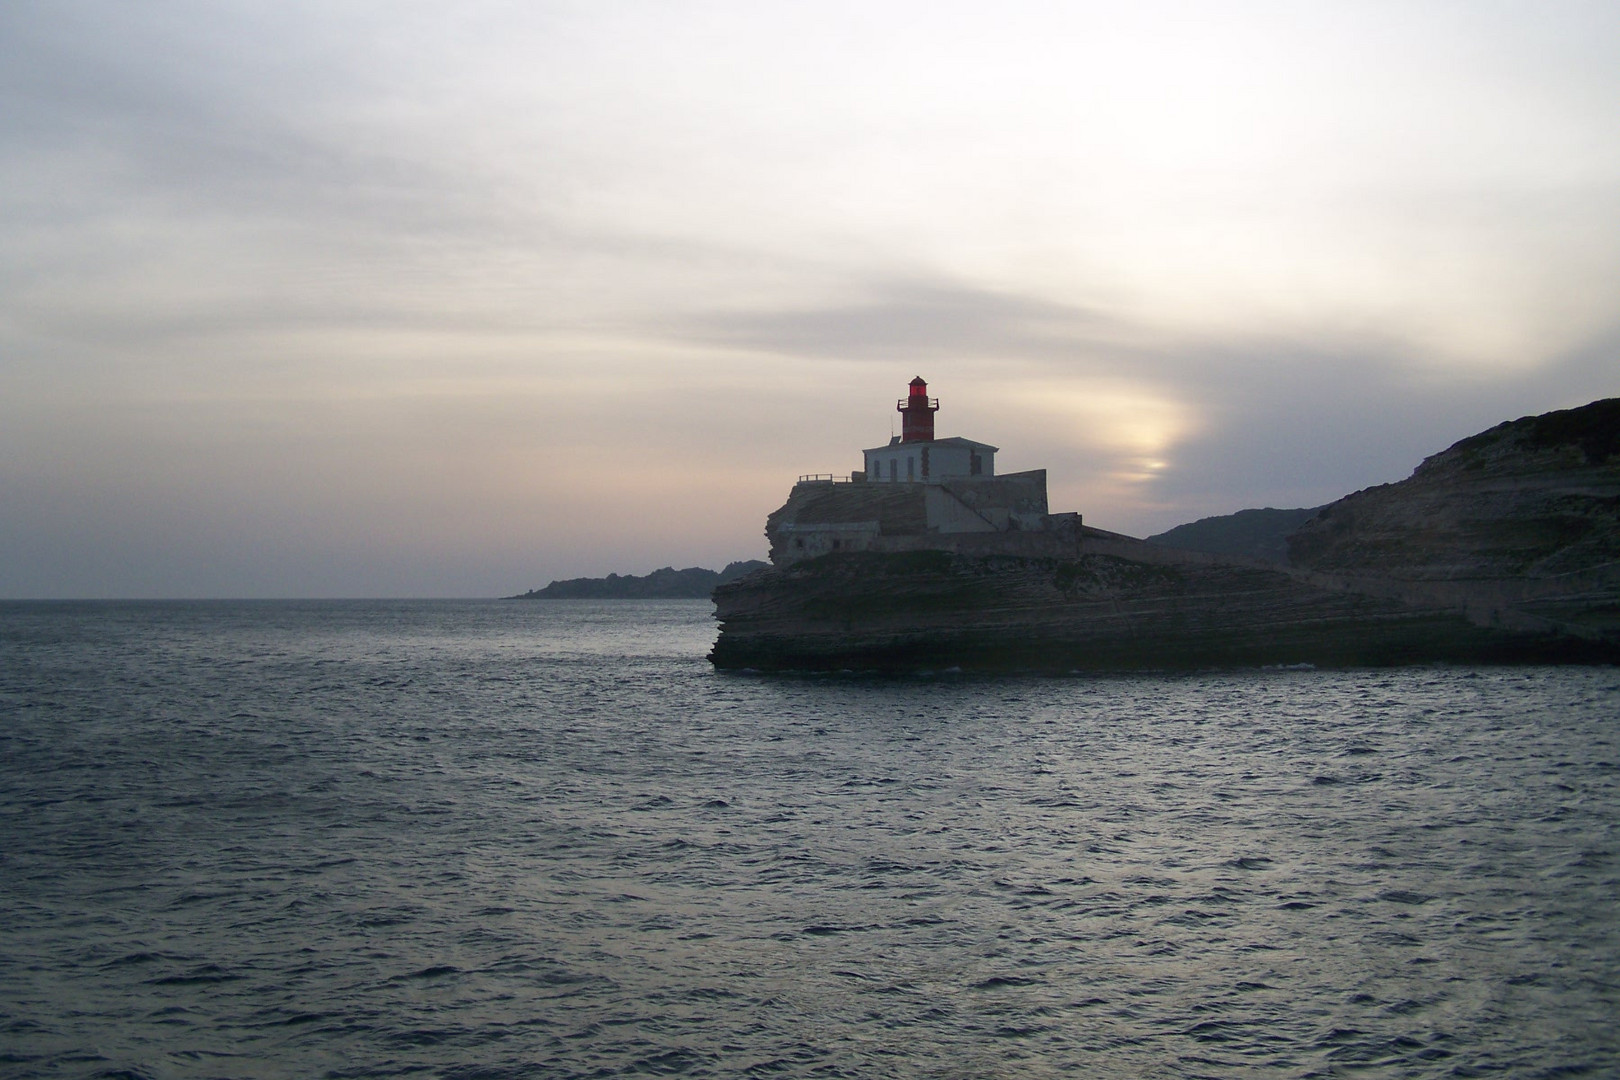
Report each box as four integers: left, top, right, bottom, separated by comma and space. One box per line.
1286, 398, 1620, 644
711, 400, 1619, 672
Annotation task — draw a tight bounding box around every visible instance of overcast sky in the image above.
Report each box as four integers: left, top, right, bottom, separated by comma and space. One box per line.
2, 1, 1616, 597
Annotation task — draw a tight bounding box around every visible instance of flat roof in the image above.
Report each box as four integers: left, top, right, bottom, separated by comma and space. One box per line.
862, 436, 999, 454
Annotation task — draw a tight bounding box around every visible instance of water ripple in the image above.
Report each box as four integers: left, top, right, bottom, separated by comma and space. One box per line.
1, 599, 1617, 1078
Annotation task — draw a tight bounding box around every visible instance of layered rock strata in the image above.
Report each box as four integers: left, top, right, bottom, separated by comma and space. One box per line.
711, 400, 1619, 672
1286, 399, 1620, 645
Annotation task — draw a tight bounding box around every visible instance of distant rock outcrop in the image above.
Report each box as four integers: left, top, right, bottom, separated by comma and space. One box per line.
516, 560, 767, 599
1148, 506, 1322, 563
711, 400, 1619, 671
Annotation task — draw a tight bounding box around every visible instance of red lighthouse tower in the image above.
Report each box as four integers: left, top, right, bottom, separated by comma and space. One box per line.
898, 376, 939, 443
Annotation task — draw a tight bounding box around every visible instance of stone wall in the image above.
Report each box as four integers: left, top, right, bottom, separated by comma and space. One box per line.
765, 469, 1069, 565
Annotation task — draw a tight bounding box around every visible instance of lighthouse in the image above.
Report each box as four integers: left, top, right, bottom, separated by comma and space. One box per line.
774, 375, 1075, 563
898, 376, 939, 443
862, 377, 997, 483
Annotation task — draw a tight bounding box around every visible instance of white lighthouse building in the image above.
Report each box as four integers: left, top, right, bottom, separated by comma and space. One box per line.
770, 377, 1081, 564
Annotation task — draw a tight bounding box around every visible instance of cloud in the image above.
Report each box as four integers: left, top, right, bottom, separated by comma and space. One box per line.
666, 274, 1619, 536
673, 280, 1122, 363
1, 2, 1617, 593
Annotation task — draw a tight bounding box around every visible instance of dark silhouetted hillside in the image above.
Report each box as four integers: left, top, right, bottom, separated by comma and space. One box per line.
514, 560, 768, 599
1147, 507, 1322, 563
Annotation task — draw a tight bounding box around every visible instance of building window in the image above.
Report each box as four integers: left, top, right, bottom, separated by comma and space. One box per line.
907, 457, 915, 481
971, 452, 982, 475
889, 460, 897, 482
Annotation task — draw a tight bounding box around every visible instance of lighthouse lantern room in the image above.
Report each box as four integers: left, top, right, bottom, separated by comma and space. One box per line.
899, 376, 939, 442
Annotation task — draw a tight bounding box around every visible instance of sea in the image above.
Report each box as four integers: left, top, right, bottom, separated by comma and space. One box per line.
1, 599, 1616, 1080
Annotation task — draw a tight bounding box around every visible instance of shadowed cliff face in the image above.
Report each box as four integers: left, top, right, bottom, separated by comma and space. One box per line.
713, 400, 1620, 672
1288, 399, 1620, 579
709, 544, 1612, 672
1284, 398, 1620, 645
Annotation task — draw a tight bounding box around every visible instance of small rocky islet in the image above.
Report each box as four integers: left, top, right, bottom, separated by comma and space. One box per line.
708, 390, 1620, 672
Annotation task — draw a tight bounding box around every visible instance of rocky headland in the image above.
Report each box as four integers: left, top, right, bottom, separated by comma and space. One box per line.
516, 560, 767, 599
710, 400, 1620, 671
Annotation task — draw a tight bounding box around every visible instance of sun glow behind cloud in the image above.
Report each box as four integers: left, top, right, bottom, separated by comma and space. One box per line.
1, 0, 1617, 594
991, 379, 1199, 482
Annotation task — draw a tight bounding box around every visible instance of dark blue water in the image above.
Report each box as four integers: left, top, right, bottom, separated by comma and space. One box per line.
2, 600, 1617, 1078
